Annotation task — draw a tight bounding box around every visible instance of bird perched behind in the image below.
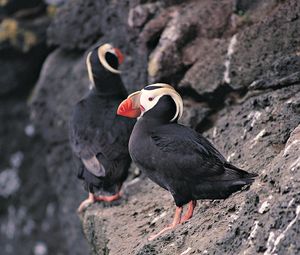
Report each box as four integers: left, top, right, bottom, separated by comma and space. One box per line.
117, 83, 257, 240
69, 43, 135, 212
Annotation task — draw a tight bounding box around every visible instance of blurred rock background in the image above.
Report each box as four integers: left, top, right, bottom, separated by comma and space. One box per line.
1, 0, 300, 254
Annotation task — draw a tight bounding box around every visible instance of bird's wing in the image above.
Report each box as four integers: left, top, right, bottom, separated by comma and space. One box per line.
82, 156, 105, 177
69, 99, 134, 177
98, 113, 135, 160
69, 99, 101, 158
150, 124, 227, 181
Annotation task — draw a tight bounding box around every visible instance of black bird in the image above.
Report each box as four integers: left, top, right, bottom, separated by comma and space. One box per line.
69, 43, 135, 212
117, 83, 257, 240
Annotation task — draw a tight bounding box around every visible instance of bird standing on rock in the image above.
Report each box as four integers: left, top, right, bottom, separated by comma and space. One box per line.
69, 43, 135, 212
117, 83, 257, 240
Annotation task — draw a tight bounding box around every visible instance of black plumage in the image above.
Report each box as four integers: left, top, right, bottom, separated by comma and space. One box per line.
117, 85, 257, 239
69, 44, 135, 211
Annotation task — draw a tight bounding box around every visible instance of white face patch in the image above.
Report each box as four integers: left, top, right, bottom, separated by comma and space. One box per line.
140, 89, 163, 114
138, 83, 183, 121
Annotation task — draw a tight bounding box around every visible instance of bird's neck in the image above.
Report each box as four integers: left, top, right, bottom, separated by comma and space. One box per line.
137, 116, 169, 131
92, 72, 127, 97
90, 87, 126, 100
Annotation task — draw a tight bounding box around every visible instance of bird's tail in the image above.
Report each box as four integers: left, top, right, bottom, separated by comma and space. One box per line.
224, 162, 258, 180
215, 163, 257, 196
193, 163, 258, 200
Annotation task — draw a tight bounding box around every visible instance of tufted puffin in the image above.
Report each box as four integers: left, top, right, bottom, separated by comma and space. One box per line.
69, 43, 135, 212
117, 83, 257, 240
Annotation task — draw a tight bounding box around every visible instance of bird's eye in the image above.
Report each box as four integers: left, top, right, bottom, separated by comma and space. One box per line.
148, 97, 154, 101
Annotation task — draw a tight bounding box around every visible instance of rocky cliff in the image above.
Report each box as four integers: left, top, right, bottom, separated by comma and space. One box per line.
4, 0, 299, 254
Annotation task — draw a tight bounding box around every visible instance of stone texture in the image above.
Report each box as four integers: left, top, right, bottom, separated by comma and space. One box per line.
30, 49, 90, 254
145, 0, 234, 84
81, 84, 300, 255
229, 0, 300, 89
0, 2, 66, 255
23, 0, 300, 254
48, 0, 150, 94
0, 99, 66, 255
0, 3, 50, 96
179, 38, 228, 95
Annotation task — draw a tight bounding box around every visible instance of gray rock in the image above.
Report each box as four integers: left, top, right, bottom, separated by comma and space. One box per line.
0, 100, 66, 255
230, 0, 300, 89
0, 15, 50, 96
146, 0, 234, 84
128, 2, 164, 28
179, 38, 228, 95
47, 0, 149, 92
26, 0, 300, 254
30, 49, 90, 254
80, 84, 300, 255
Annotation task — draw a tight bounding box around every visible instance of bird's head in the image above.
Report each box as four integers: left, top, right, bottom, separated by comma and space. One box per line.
86, 43, 126, 95
117, 83, 183, 122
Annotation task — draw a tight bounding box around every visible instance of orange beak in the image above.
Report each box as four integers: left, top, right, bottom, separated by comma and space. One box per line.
117, 91, 141, 118
113, 48, 125, 65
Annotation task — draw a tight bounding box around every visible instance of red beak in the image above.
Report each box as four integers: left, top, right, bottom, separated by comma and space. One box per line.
113, 48, 125, 65
117, 98, 141, 118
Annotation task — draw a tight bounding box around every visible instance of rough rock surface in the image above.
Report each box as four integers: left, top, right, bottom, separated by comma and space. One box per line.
0, 99, 66, 255
26, 0, 300, 254
0, 0, 50, 96
0, 1, 67, 255
230, 0, 300, 89
80, 86, 300, 255
30, 49, 90, 255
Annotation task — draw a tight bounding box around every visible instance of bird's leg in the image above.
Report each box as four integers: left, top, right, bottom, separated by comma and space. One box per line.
94, 191, 122, 202
180, 200, 197, 223
148, 206, 183, 241
77, 192, 95, 212
77, 185, 123, 212
94, 184, 123, 202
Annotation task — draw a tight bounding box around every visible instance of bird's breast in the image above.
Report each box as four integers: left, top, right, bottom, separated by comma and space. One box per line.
128, 121, 151, 163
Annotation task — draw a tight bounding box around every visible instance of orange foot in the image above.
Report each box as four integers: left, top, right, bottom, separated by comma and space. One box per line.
77, 190, 122, 212
94, 191, 122, 202
180, 200, 197, 223
148, 200, 197, 241
77, 192, 95, 212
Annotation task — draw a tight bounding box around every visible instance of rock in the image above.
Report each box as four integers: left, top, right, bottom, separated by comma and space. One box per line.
0, 0, 45, 16
204, 85, 300, 254
30, 49, 87, 143
249, 56, 300, 90
47, 0, 104, 50
0, 99, 66, 255
128, 2, 163, 28
230, 0, 300, 89
81, 83, 300, 255
179, 100, 211, 129
25, 0, 300, 254
30, 49, 90, 254
0, 2, 66, 254
179, 38, 228, 95
0, 11, 50, 96
145, 0, 234, 84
